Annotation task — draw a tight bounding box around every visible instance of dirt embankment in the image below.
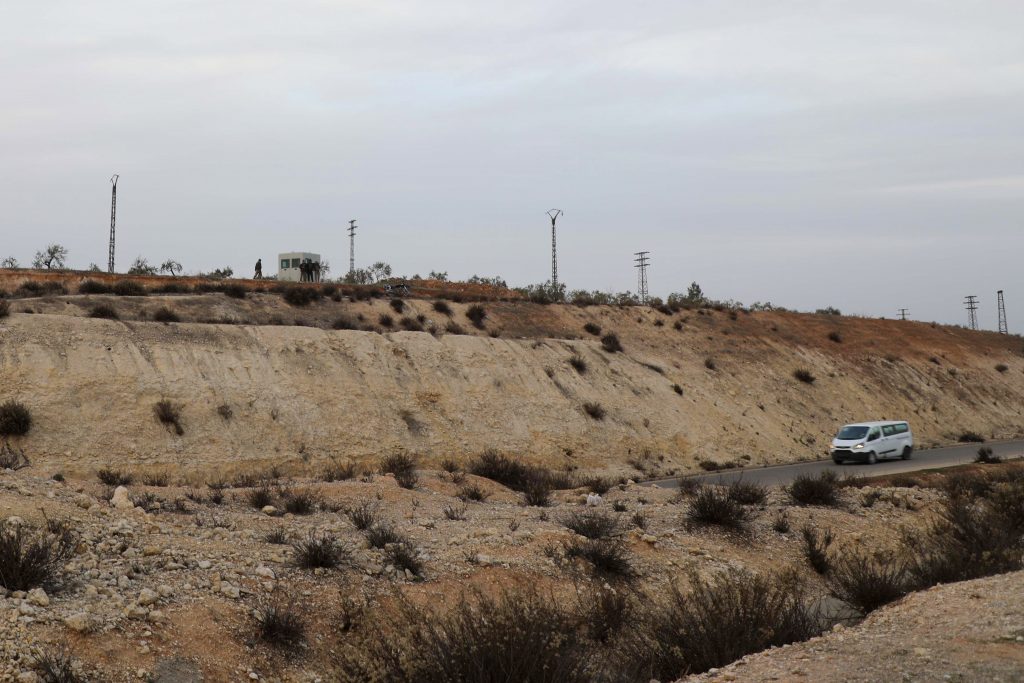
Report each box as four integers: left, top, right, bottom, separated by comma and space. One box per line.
1, 289, 1023, 478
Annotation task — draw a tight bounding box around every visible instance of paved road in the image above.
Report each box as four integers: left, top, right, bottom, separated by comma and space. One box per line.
648, 440, 1024, 489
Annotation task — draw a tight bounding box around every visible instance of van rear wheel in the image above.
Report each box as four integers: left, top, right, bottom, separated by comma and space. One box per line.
901, 446, 912, 460
867, 452, 877, 465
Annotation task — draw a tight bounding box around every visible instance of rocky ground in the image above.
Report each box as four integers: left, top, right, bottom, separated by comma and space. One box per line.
3, 459, 1020, 682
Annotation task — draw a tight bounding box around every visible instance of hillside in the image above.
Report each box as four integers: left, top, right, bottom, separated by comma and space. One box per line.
1, 274, 1023, 479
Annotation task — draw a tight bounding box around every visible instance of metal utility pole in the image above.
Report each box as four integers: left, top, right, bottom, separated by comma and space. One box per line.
997, 290, 1008, 334
546, 209, 562, 289
347, 219, 357, 278
108, 174, 119, 273
964, 295, 979, 330
634, 251, 650, 305
898, 308, 909, 321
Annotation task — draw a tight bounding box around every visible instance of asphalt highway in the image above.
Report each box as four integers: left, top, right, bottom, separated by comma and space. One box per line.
647, 439, 1024, 489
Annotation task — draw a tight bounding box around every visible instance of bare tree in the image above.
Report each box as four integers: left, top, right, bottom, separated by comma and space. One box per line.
128, 256, 158, 275
32, 244, 68, 270
0, 257, 18, 269
160, 260, 183, 276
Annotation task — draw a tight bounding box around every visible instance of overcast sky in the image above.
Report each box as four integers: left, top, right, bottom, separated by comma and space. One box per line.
2, 1, 1022, 329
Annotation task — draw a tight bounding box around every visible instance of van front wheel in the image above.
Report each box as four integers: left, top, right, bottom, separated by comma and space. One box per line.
866, 452, 877, 465
901, 446, 913, 460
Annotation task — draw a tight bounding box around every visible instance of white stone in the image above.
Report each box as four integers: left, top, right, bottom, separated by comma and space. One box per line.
111, 486, 134, 510
137, 588, 160, 606
27, 588, 49, 607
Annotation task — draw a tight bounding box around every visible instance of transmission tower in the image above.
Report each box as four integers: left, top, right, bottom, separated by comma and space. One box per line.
898, 308, 909, 321
108, 174, 119, 273
964, 295, 979, 330
348, 219, 357, 278
634, 251, 650, 304
997, 290, 1008, 334
546, 209, 562, 289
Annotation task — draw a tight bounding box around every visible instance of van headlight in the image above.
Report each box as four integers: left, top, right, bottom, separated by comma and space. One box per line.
853, 443, 864, 449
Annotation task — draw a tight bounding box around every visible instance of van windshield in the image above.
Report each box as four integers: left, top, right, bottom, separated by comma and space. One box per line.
837, 426, 869, 440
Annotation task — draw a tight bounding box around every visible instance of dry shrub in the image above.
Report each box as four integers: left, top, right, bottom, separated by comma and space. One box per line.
292, 532, 346, 569
0, 400, 32, 437
153, 399, 184, 435
788, 471, 840, 506
600, 333, 623, 353
0, 520, 79, 591
255, 598, 306, 652
561, 509, 621, 539
686, 486, 751, 531
801, 526, 833, 574
827, 549, 908, 614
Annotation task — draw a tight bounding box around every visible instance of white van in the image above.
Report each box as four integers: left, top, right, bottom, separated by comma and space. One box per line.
829, 421, 913, 465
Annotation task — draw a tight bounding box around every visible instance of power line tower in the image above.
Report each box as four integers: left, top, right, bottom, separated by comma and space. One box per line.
964, 295, 979, 330
634, 251, 650, 304
898, 308, 909, 321
546, 209, 562, 289
108, 174, 119, 273
997, 290, 1008, 334
347, 219, 357, 279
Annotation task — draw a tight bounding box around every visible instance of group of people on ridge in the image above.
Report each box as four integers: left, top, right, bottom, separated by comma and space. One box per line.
252, 258, 322, 282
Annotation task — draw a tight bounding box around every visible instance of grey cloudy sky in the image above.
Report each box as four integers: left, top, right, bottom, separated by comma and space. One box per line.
2, 1, 1023, 329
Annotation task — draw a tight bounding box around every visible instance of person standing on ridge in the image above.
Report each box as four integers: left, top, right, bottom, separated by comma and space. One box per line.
254, 258, 263, 279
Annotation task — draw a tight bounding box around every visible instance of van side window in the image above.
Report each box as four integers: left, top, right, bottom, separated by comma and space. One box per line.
894, 423, 908, 434
882, 425, 896, 436
868, 428, 881, 441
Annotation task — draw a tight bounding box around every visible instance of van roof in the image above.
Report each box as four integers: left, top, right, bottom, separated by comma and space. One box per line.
841, 421, 909, 428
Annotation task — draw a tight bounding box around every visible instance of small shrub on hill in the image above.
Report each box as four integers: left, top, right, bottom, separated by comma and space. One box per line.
432, 300, 452, 316
582, 402, 606, 420
686, 486, 751, 531
293, 532, 346, 570
563, 537, 633, 578
0, 400, 32, 437
727, 478, 767, 505
793, 368, 816, 384
153, 399, 184, 435
561, 509, 621, 539
255, 599, 306, 652
97, 468, 132, 486
995, 363, 1009, 373
78, 279, 111, 294
88, 304, 119, 319
827, 331, 842, 343
389, 298, 405, 313
568, 355, 587, 374
827, 549, 908, 614
466, 304, 487, 329
583, 322, 601, 336
112, 280, 147, 296
800, 526, 833, 574
152, 306, 180, 323
0, 521, 78, 591
788, 471, 840, 506
957, 431, 985, 443
975, 446, 1002, 464
600, 333, 623, 353
345, 501, 380, 530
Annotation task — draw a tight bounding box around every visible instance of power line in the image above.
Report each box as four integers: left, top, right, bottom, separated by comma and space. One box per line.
964, 295, 979, 330
347, 219, 357, 279
634, 251, 650, 305
108, 174, 119, 273
546, 209, 562, 290
898, 308, 909, 321
997, 290, 1008, 334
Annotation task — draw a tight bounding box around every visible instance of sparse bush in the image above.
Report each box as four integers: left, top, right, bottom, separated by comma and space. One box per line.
631, 510, 648, 529
32, 645, 86, 683
332, 315, 358, 330
793, 368, 815, 384
522, 472, 553, 507
365, 523, 404, 549
377, 313, 394, 328
612, 500, 627, 512
247, 484, 275, 509
335, 587, 596, 682
568, 355, 587, 374
466, 304, 487, 329
292, 532, 345, 569
264, 529, 289, 545
583, 476, 613, 494
321, 461, 358, 482
975, 446, 1002, 464
443, 502, 468, 521
97, 468, 132, 486
995, 363, 1009, 373
151, 306, 180, 323
788, 471, 840, 506
686, 486, 750, 531
727, 478, 767, 505
384, 541, 423, 577
345, 501, 380, 530
600, 333, 623, 353
582, 402, 606, 420
617, 570, 821, 678
389, 297, 405, 313
255, 599, 306, 652
583, 322, 601, 336
0, 521, 78, 591
380, 453, 418, 489
772, 511, 791, 533
828, 549, 908, 614
281, 488, 320, 515
457, 483, 489, 502
827, 331, 842, 343
432, 300, 452, 316
561, 509, 621, 539
469, 450, 533, 490
958, 431, 985, 443
153, 399, 184, 435
563, 537, 633, 578
112, 280, 147, 296
217, 283, 245, 299
78, 279, 111, 294
87, 304, 119, 319
282, 287, 320, 306
0, 400, 32, 437
801, 526, 833, 574
672, 383, 683, 395
399, 316, 424, 332
704, 357, 716, 370
141, 472, 170, 487
445, 320, 466, 335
